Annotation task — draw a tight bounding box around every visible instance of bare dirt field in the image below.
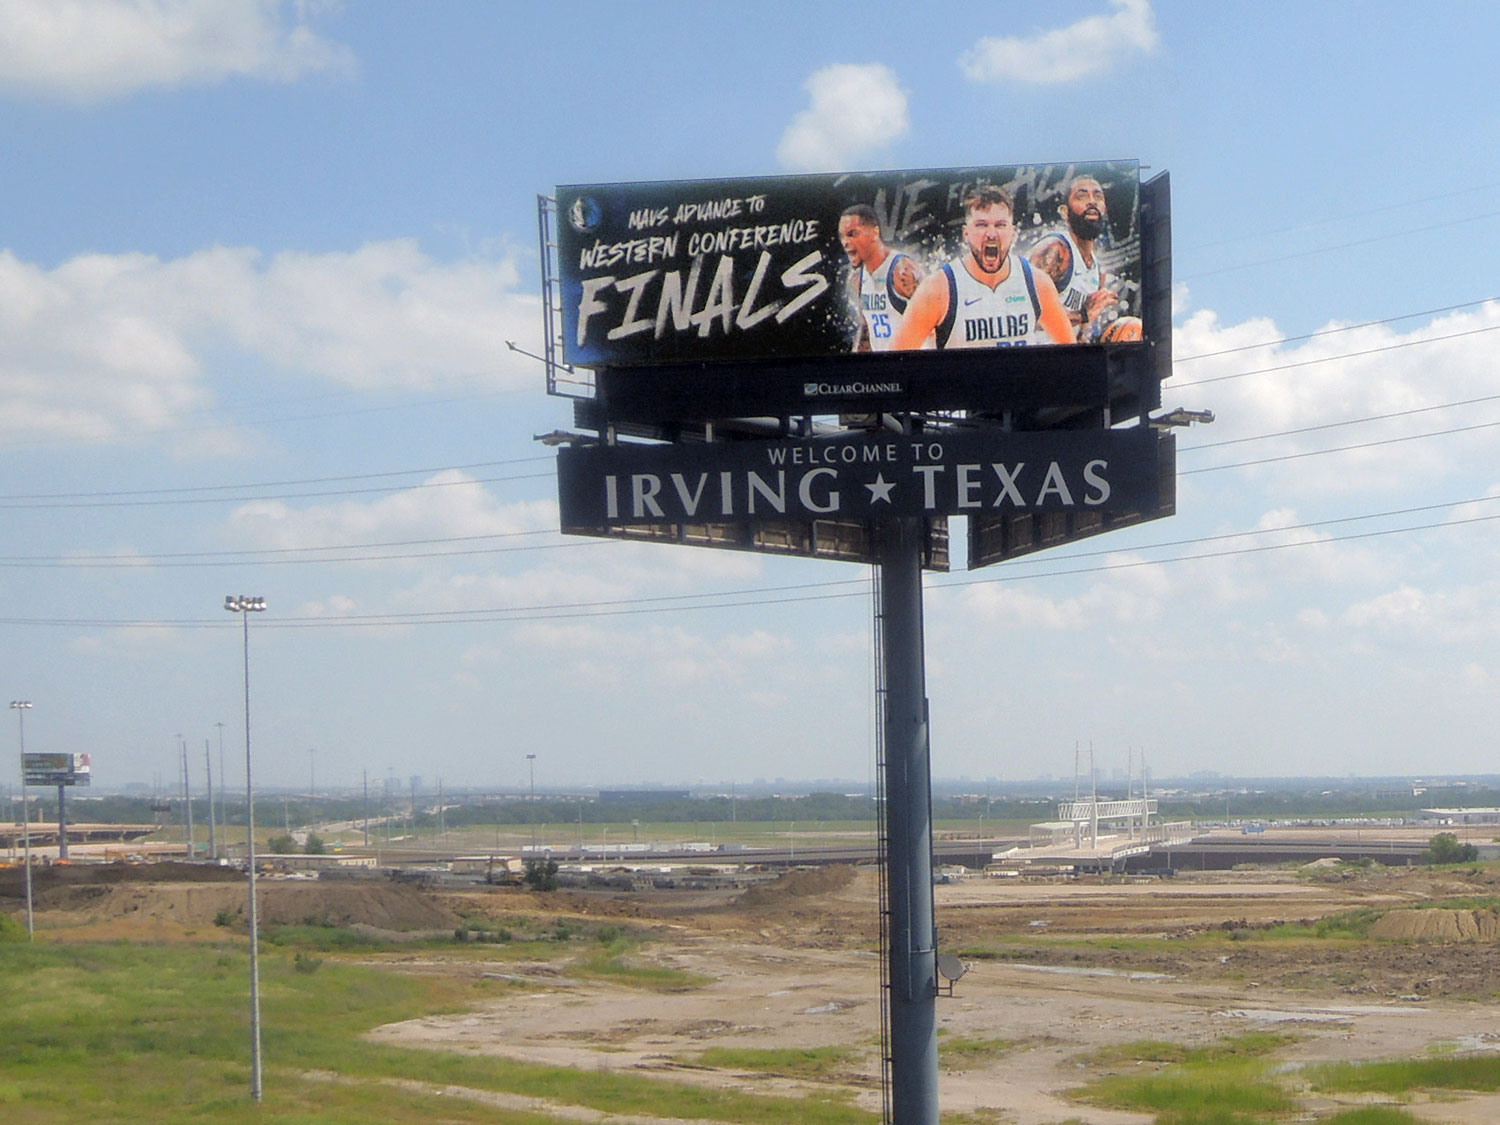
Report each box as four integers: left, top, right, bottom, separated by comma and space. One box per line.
8, 860, 1500, 1122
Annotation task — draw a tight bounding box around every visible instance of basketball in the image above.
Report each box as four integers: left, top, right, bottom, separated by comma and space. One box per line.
1099, 315, 1142, 343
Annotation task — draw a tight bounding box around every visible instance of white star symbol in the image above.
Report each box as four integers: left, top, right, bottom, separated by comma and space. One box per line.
865, 474, 895, 504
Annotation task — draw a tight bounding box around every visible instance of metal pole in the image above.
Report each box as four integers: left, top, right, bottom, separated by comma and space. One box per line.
56, 780, 67, 861
241, 607, 263, 1102
12, 701, 34, 939
180, 735, 194, 859
205, 739, 217, 861
215, 721, 226, 847
224, 596, 265, 1103
876, 517, 939, 1124
527, 753, 537, 850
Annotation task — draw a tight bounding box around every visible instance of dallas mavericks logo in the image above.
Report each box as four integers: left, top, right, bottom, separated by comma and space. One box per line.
567, 196, 602, 234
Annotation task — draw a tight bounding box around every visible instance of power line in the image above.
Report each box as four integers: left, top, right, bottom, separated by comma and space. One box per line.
3, 296, 1495, 511
0, 455, 551, 503
1182, 418, 1500, 475
4, 389, 1497, 566
1170, 322, 1500, 389
1178, 209, 1500, 281
1173, 297, 1498, 364
0, 469, 554, 510
1182, 393, 1500, 451
3, 494, 1493, 628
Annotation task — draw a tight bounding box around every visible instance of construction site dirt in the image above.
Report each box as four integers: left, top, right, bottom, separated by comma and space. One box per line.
6, 859, 1500, 1122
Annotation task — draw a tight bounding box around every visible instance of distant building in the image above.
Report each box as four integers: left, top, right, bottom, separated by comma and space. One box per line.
1418, 807, 1500, 826
598, 790, 689, 805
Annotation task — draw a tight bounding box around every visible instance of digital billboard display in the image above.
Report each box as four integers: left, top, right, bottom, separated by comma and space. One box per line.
23, 751, 90, 787
556, 160, 1143, 371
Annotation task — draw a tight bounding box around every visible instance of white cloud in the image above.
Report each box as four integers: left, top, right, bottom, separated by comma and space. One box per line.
227, 474, 555, 555
1171, 300, 1500, 499
0, 242, 539, 445
959, 0, 1158, 85
777, 63, 909, 173
950, 556, 1170, 630
0, 0, 353, 102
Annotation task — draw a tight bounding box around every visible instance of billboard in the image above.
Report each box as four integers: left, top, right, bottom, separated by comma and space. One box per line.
23, 752, 90, 787
558, 428, 1166, 527
556, 160, 1142, 371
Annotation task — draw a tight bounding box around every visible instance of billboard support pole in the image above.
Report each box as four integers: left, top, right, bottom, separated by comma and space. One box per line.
877, 515, 939, 1124
56, 782, 67, 861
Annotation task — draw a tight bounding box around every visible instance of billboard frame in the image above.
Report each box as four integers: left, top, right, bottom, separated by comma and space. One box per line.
540, 167, 1170, 428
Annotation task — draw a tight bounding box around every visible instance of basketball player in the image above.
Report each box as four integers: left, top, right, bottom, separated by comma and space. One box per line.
890, 187, 1072, 350
838, 205, 923, 352
1027, 174, 1118, 340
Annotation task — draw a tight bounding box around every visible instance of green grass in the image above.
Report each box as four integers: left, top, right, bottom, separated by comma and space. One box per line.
691, 1044, 864, 1081
575, 945, 711, 990
938, 1034, 1025, 1067
1307, 1053, 1500, 1094
0, 938, 878, 1124
1069, 1034, 1297, 1124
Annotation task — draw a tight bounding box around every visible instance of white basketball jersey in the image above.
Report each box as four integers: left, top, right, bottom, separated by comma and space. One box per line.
936, 255, 1044, 348
1050, 228, 1102, 324
857, 252, 913, 351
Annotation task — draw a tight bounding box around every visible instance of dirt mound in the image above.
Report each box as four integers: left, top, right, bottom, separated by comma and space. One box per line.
736, 864, 858, 907
33, 879, 462, 932
0, 861, 240, 899
1370, 908, 1500, 942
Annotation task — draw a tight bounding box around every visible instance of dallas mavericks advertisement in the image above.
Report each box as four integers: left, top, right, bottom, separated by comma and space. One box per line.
556, 160, 1141, 370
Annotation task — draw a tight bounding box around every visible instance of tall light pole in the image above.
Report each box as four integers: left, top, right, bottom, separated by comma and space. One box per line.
11, 701, 33, 940
526, 753, 537, 850
223, 595, 266, 1103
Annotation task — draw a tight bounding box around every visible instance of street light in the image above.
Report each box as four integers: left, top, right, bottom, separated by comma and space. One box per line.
11, 701, 33, 940
223, 595, 266, 1103
526, 753, 537, 850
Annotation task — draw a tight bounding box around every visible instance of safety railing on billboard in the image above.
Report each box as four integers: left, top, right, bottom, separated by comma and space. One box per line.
535, 194, 592, 400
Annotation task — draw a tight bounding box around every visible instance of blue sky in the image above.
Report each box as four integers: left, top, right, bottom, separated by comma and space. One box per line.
3, 0, 1499, 796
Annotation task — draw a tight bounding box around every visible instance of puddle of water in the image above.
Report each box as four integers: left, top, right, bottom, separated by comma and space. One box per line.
800, 999, 860, 1015
1219, 1005, 1429, 1023
1010, 963, 1169, 981
1448, 1035, 1500, 1053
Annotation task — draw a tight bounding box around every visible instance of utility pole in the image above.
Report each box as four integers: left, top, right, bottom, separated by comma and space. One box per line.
180, 735, 194, 859
205, 738, 217, 860
215, 721, 226, 841
526, 753, 537, 850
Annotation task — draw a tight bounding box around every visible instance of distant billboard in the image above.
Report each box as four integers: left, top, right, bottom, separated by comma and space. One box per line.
556, 160, 1142, 372
23, 752, 90, 787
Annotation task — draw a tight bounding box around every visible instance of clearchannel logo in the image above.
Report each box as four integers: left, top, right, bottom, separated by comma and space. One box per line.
803, 380, 904, 397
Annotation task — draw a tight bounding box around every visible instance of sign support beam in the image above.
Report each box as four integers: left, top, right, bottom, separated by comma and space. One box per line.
877, 515, 939, 1123
56, 782, 67, 860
